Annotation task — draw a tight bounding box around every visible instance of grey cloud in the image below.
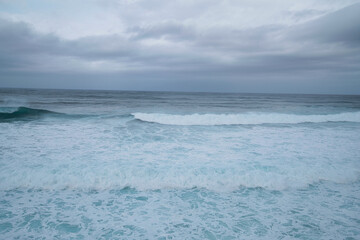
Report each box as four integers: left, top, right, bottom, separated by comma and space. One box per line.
0, 19, 60, 55
0, 2, 360, 93
286, 9, 327, 22
0, 18, 221, 72
128, 21, 195, 41
0, 18, 165, 71
194, 25, 284, 54
289, 3, 360, 45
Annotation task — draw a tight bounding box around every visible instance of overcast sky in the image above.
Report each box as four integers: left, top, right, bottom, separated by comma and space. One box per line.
0, 0, 359, 94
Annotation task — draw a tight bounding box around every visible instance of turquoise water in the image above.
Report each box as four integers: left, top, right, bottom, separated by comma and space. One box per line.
0, 89, 360, 239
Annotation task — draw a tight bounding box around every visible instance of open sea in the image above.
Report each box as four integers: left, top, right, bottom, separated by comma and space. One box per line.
0, 88, 360, 239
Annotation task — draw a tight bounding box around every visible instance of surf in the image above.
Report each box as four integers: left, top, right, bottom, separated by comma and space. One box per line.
132, 112, 360, 125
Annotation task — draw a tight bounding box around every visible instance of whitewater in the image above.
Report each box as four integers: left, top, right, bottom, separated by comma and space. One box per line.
132, 112, 360, 125
0, 89, 360, 239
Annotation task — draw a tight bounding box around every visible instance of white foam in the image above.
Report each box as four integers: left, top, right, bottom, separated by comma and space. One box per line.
1, 111, 360, 192
0, 162, 358, 192
132, 112, 360, 125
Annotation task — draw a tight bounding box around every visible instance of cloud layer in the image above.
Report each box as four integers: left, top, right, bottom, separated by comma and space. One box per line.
0, 0, 359, 93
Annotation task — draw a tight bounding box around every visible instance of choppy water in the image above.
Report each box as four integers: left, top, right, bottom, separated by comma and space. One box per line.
0, 88, 359, 239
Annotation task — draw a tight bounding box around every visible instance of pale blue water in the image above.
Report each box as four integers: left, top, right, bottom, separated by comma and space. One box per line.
0, 89, 360, 239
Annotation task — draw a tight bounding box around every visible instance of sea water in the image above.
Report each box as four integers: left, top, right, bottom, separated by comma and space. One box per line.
0, 88, 359, 239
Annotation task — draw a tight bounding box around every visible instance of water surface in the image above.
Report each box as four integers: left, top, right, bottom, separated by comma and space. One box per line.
0, 88, 359, 239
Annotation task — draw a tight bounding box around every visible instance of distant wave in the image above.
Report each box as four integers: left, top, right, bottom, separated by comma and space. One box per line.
0, 107, 63, 121
132, 112, 360, 125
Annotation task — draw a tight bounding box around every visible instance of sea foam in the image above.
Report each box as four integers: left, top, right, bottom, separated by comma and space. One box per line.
132, 112, 360, 125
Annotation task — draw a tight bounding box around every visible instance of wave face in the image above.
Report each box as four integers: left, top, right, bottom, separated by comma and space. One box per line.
133, 112, 360, 125
0, 107, 61, 120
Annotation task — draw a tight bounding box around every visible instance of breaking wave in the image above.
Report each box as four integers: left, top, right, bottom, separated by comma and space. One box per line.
132, 112, 360, 125
0, 107, 62, 121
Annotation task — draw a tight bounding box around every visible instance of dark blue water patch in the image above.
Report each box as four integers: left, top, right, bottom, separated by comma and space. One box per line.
56, 223, 81, 234
0, 107, 60, 120
0, 222, 13, 233
0, 106, 98, 122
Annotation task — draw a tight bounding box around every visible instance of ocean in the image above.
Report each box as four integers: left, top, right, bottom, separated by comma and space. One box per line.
0, 88, 359, 239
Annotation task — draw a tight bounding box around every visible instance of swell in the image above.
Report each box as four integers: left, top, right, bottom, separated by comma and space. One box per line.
0, 107, 65, 121
132, 112, 360, 126
0, 107, 135, 122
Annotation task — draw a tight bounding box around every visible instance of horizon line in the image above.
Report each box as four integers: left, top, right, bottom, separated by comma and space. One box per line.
1, 86, 360, 97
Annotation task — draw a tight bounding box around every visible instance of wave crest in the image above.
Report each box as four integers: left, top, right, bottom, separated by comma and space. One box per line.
132, 112, 360, 125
